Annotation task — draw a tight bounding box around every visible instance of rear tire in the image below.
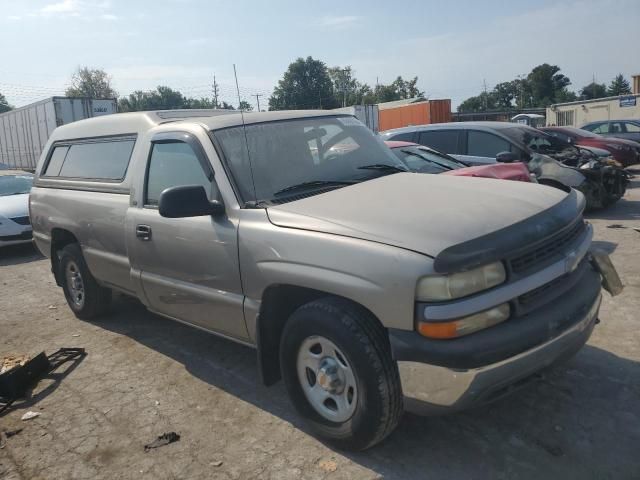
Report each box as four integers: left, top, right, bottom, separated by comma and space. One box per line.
59, 243, 112, 319
280, 297, 403, 451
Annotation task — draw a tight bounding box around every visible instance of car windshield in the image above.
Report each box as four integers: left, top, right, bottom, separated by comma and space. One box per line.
0, 174, 34, 196
501, 126, 570, 154
560, 127, 600, 138
392, 146, 466, 173
213, 116, 407, 205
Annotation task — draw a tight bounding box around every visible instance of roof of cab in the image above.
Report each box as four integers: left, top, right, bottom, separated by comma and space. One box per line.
48, 109, 349, 142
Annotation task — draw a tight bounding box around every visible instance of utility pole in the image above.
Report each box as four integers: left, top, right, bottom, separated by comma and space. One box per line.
212, 74, 219, 108
341, 68, 349, 108
253, 93, 263, 112
517, 73, 525, 109
593, 73, 596, 99
483, 79, 488, 111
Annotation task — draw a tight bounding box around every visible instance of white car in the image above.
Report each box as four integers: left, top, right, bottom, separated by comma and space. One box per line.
0, 170, 34, 247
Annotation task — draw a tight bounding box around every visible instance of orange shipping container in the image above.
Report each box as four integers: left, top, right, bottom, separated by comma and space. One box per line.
379, 99, 451, 131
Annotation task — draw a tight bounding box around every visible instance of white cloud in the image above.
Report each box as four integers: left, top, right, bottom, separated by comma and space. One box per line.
41, 0, 78, 14
319, 15, 361, 29
39, 0, 114, 19
187, 37, 213, 46
7, 15, 22, 20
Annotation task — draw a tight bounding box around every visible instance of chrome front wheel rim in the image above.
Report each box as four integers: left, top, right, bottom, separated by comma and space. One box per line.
65, 261, 85, 308
296, 335, 358, 422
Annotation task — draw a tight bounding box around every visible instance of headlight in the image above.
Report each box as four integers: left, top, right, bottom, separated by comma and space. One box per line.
416, 262, 506, 301
418, 303, 511, 339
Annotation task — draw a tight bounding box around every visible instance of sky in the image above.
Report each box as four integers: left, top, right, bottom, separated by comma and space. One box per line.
1, 0, 639, 110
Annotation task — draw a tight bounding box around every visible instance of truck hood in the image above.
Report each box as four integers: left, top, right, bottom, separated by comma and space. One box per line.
266, 173, 570, 258
0, 193, 29, 218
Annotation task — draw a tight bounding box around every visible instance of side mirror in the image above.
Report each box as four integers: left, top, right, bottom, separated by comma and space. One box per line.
159, 185, 225, 218
496, 151, 518, 163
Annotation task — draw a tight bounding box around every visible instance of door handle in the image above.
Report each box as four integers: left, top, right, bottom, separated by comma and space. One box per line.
136, 224, 152, 241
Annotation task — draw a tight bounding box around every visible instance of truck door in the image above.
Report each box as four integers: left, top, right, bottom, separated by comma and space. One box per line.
127, 132, 248, 340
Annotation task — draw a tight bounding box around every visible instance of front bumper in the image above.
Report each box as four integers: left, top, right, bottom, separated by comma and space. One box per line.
0, 229, 33, 247
396, 293, 601, 414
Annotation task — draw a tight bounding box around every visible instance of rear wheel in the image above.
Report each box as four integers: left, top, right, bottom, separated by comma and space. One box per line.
280, 297, 403, 451
59, 243, 112, 319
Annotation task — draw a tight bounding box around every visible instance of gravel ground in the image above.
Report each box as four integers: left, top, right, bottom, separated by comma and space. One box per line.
1, 174, 639, 480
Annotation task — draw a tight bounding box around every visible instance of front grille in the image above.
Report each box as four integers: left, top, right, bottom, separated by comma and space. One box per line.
509, 220, 585, 274
519, 274, 566, 305
10, 216, 30, 226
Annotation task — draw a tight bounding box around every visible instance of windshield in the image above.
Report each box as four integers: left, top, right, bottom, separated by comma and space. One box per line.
213, 116, 406, 204
501, 126, 571, 154
392, 146, 466, 173
557, 127, 600, 138
0, 174, 34, 197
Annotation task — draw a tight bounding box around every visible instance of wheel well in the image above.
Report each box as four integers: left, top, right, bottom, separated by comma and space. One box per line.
256, 285, 384, 387
50, 229, 79, 286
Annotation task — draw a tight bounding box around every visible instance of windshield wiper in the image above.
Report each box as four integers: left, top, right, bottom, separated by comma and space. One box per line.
357, 164, 408, 173
400, 151, 455, 171
273, 180, 356, 196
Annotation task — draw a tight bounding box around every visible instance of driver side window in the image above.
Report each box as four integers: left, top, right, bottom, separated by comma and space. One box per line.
591, 123, 609, 134
145, 141, 213, 207
467, 131, 511, 157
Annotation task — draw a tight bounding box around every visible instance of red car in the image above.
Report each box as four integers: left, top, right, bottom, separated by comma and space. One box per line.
384, 141, 532, 182
540, 126, 640, 167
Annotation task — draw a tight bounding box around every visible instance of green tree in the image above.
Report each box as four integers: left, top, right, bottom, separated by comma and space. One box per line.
184, 97, 216, 109
458, 91, 497, 112
607, 74, 632, 96
458, 64, 576, 112
65, 66, 117, 98
269, 56, 339, 110
0, 92, 12, 113
220, 101, 235, 110
118, 86, 185, 111
238, 100, 253, 111
328, 66, 380, 106
555, 88, 578, 103
527, 63, 572, 106
492, 81, 519, 109
580, 82, 607, 100
117, 91, 149, 112
392, 76, 423, 99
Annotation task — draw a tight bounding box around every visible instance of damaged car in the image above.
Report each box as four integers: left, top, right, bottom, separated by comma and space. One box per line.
384, 141, 533, 182
380, 122, 628, 210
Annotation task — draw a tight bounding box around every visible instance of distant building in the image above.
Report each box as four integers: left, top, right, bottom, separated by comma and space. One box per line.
377, 98, 451, 131
546, 74, 640, 127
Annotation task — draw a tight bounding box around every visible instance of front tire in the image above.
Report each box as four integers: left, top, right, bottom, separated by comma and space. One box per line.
280, 297, 403, 451
59, 243, 112, 319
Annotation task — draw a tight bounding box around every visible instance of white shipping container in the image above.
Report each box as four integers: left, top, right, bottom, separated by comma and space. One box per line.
0, 97, 117, 170
333, 105, 379, 133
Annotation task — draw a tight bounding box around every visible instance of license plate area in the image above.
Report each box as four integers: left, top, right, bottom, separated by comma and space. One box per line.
590, 249, 624, 296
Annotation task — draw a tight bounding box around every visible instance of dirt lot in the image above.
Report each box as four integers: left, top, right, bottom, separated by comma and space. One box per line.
1, 175, 639, 480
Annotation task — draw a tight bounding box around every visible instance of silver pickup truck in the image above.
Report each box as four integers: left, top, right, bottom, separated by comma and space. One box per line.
29, 110, 621, 450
